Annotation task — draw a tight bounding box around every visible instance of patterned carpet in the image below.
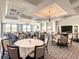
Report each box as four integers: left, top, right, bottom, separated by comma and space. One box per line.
1, 40, 79, 59
45, 40, 79, 59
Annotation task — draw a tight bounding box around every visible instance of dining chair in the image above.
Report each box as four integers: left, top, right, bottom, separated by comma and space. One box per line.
1, 39, 10, 59
40, 33, 45, 41
7, 45, 22, 59
27, 44, 45, 59
58, 35, 68, 47
44, 36, 49, 53
11, 35, 17, 44
18, 34, 24, 40
68, 33, 72, 47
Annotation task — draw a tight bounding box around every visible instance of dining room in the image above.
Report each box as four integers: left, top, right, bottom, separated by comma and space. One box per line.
1, 0, 79, 59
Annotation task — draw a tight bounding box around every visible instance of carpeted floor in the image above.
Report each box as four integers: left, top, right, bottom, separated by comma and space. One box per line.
1, 40, 79, 59
45, 40, 79, 59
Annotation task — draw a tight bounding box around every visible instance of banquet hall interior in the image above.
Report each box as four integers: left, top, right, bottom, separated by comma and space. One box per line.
1, 0, 79, 59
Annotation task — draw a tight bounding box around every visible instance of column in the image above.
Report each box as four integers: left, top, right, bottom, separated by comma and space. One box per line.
0, 0, 6, 37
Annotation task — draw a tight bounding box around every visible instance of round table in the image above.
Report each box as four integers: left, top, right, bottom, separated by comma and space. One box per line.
15, 39, 44, 59
0, 36, 8, 40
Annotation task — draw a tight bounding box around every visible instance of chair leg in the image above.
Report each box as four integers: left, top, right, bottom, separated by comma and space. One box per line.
47, 47, 48, 53
66, 44, 68, 48
45, 47, 48, 53
1, 51, 5, 59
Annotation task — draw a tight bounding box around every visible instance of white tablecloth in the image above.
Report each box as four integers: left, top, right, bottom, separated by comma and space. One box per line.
15, 39, 44, 59
0, 36, 8, 40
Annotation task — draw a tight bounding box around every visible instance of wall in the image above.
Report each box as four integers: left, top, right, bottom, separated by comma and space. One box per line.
59, 15, 79, 25
2, 18, 37, 24
2, 18, 19, 24
0, 22, 1, 37
59, 15, 79, 33
0, 9, 1, 37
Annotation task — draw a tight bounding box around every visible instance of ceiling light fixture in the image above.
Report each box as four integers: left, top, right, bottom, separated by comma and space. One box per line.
48, 9, 51, 22
48, 7, 56, 22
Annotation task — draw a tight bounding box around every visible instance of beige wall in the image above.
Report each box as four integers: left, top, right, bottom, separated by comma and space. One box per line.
59, 15, 79, 33
0, 0, 6, 37
59, 15, 79, 25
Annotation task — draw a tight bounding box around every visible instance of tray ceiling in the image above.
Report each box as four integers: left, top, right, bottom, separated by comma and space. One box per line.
33, 3, 67, 17
5, 0, 78, 20
74, 6, 79, 13
24, 0, 45, 5
69, 0, 79, 4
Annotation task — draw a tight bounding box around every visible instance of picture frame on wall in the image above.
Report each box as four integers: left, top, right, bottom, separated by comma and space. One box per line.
73, 26, 78, 40
74, 26, 78, 34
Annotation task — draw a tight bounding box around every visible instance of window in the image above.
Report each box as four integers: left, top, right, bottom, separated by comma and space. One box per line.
3, 24, 11, 33
27, 25, 31, 32
41, 23, 46, 32
33, 26, 37, 32
22, 25, 27, 32
11, 24, 17, 32
33, 25, 40, 32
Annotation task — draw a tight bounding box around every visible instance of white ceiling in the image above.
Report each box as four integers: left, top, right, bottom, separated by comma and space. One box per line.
24, 0, 45, 5
33, 3, 67, 17
69, 0, 79, 4
5, 0, 79, 20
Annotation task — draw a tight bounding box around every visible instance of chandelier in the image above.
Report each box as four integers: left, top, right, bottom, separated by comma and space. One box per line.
48, 9, 51, 22
48, 7, 56, 22
48, 10, 51, 22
